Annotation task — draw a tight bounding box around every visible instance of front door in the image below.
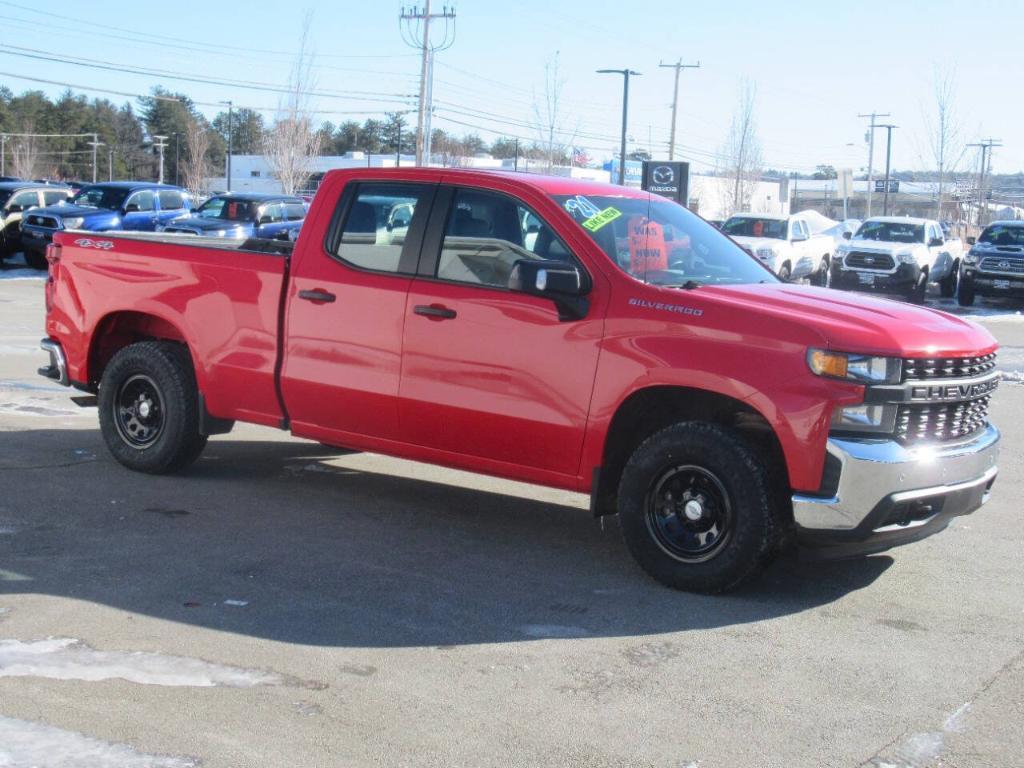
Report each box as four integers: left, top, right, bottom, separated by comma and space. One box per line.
122, 189, 157, 231
281, 180, 436, 444
399, 185, 605, 479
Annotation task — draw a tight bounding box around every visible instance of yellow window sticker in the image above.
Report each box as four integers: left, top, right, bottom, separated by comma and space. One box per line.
581, 206, 622, 232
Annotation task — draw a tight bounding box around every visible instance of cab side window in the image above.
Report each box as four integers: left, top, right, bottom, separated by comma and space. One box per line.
332, 183, 432, 274
259, 203, 286, 223
284, 202, 306, 221
436, 188, 575, 288
43, 189, 70, 206
9, 190, 39, 211
126, 190, 155, 212
158, 190, 185, 210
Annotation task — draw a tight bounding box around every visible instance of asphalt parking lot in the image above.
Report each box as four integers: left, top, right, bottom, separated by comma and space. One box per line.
1, 260, 1022, 768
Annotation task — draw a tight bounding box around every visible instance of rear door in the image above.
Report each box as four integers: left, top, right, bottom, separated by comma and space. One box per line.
255, 202, 289, 240
156, 190, 189, 227
398, 183, 605, 478
281, 180, 436, 443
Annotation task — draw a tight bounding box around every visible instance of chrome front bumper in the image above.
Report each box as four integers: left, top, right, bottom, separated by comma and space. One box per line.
793, 425, 999, 553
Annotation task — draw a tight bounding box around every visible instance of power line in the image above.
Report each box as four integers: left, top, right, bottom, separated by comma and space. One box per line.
400, 2, 456, 164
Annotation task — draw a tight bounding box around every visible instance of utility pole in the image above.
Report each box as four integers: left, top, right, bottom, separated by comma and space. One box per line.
87, 133, 105, 184
396, 117, 402, 166
108, 148, 113, 181
173, 133, 181, 186
967, 139, 1003, 227
514, 137, 519, 172
659, 59, 700, 161
153, 135, 169, 184
0, 135, 6, 176
879, 124, 897, 216
598, 68, 642, 185
858, 112, 890, 218
400, 3, 456, 166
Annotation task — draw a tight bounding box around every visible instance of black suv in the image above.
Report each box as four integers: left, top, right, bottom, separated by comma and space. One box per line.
959, 221, 1024, 306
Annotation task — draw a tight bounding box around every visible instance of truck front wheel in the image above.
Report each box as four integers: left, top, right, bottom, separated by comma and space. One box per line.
617, 422, 780, 593
98, 341, 208, 474
909, 267, 928, 303
939, 260, 959, 298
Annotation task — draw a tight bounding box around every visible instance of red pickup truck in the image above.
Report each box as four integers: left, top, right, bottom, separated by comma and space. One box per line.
38, 168, 1001, 592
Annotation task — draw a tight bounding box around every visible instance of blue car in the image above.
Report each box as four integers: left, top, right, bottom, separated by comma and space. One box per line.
21, 182, 191, 268
161, 193, 307, 241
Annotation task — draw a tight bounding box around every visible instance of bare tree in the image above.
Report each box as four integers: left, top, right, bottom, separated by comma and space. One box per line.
181, 117, 212, 198
719, 80, 763, 216
923, 66, 965, 221
263, 13, 322, 194
9, 122, 39, 180
533, 52, 575, 172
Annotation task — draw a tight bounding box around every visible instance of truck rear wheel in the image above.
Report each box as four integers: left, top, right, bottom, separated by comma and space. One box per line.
617, 422, 780, 593
957, 284, 976, 307
98, 341, 207, 474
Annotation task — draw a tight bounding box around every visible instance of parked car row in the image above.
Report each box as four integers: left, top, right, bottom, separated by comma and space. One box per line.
5, 180, 309, 270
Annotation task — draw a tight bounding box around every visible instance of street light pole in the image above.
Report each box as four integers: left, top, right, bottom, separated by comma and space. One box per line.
878, 124, 897, 216
597, 68, 641, 185
220, 100, 233, 191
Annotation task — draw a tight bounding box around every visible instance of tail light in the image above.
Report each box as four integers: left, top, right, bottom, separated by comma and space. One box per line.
44, 243, 61, 314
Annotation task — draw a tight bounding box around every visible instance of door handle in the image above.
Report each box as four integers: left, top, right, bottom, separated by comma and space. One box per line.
414, 304, 457, 320
298, 289, 336, 303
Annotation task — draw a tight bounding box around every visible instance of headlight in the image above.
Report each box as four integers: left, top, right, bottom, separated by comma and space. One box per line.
756, 247, 778, 260
62, 217, 85, 229
964, 250, 979, 265
830, 403, 896, 434
896, 250, 917, 265
807, 349, 901, 384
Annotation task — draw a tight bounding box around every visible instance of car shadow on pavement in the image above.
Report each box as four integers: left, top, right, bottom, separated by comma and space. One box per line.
0, 429, 893, 648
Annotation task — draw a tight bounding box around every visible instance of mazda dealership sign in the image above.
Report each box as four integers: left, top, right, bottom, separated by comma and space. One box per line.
641, 161, 690, 205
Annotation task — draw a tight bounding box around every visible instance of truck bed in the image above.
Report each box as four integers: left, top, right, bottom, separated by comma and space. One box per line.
50, 230, 290, 427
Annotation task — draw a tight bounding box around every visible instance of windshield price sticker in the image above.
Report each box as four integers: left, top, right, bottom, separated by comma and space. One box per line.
628, 216, 668, 273
581, 206, 622, 232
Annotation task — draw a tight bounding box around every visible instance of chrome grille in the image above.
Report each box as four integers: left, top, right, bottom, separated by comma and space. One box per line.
895, 353, 997, 443
896, 396, 991, 443
902, 353, 997, 381
844, 251, 895, 270
979, 256, 1024, 274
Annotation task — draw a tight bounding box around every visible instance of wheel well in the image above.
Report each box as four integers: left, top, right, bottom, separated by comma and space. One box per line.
87, 311, 188, 389
592, 386, 790, 518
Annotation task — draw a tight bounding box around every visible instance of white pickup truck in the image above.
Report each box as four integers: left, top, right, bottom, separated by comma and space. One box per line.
720, 212, 834, 285
831, 216, 963, 302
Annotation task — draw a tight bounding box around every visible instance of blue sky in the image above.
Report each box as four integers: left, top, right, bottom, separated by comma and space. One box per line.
4, 0, 1021, 173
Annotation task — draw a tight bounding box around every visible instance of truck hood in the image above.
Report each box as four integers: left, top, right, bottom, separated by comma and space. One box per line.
841, 239, 919, 254
30, 204, 117, 222
168, 217, 252, 234
697, 283, 997, 358
730, 236, 786, 252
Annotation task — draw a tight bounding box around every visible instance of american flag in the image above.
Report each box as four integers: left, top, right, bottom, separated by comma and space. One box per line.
572, 147, 590, 167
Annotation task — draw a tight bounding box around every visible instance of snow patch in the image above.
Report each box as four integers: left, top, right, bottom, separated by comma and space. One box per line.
998, 370, 1024, 385
0, 638, 283, 688
0, 715, 197, 768
520, 624, 591, 639
870, 702, 971, 767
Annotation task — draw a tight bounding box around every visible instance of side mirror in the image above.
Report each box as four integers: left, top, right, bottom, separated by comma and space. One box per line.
966, 236, 977, 246
928, 237, 944, 247
842, 231, 852, 240
508, 258, 589, 320
124, 203, 140, 213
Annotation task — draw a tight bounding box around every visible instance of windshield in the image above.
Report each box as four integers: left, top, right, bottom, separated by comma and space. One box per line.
196, 197, 258, 221
721, 216, 787, 240
979, 224, 1024, 247
553, 193, 777, 287
854, 220, 924, 244
71, 186, 130, 210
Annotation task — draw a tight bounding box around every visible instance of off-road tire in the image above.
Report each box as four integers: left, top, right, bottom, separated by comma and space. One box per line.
813, 256, 830, 287
98, 341, 207, 474
909, 267, 928, 304
778, 263, 792, 282
957, 285, 976, 307
617, 422, 781, 593
939, 261, 959, 298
